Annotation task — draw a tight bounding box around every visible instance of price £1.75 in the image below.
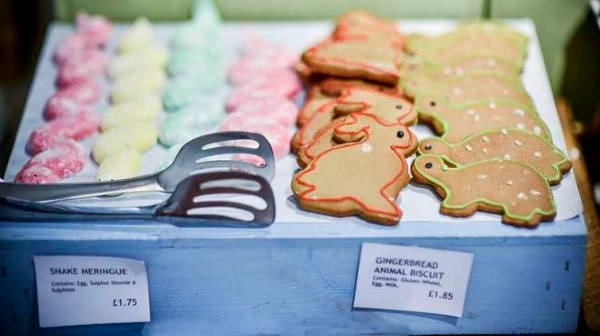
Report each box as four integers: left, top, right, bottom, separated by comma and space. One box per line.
428, 291, 453, 300
113, 298, 137, 307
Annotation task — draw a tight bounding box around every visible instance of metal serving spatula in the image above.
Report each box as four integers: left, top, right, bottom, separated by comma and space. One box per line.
0, 131, 275, 203
0, 171, 276, 228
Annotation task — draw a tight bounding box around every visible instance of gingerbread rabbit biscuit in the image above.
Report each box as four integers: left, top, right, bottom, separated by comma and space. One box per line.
297, 78, 401, 126
302, 37, 401, 85
292, 114, 416, 225
292, 88, 417, 152
415, 94, 550, 143
411, 154, 556, 227
402, 72, 533, 107
418, 129, 571, 184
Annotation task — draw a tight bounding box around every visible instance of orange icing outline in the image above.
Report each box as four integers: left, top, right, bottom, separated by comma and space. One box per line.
296, 87, 413, 148
304, 36, 402, 80
294, 114, 416, 219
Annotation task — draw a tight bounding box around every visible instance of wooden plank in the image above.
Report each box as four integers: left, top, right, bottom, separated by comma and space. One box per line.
555, 97, 600, 331
0, 237, 586, 335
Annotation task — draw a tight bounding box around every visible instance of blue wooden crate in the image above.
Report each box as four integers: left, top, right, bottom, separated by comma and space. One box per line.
0, 20, 587, 335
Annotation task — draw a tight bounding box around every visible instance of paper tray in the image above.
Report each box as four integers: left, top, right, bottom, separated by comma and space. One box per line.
2, 19, 584, 228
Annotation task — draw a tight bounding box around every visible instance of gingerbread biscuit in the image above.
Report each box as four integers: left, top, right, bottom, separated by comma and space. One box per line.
406, 22, 528, 66
411, 154, 556, 227
415, 93, 550, 143
292, 113, 415, 225
302, 37, 401, 85
402, 72, 533, 107
418, 129, 571, 185
333, 11, 403, 47
292, 88, 417, 152
401, 55, 521, 81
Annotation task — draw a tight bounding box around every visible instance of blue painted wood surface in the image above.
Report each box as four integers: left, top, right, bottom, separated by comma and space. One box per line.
0, 216, 587, 335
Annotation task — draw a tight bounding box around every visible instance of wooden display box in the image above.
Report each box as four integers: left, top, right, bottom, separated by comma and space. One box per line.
0, 20, 587, 335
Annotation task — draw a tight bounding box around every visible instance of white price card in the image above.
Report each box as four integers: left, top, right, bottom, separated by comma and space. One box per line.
33, 255, 150, 328
353, 243, 474, 317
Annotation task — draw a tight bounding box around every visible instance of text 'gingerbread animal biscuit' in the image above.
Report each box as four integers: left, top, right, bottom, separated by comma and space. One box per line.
302, 37, 402, 85
418, 129, 571, 184
415, 94, 550, 143
402, 72, 533, 107
292, 88, 417, 153
411, 154, 556, 227
292, 114, 416, 225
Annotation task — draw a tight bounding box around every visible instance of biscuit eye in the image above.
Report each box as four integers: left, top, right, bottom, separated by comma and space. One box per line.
396, 130, 404, 138
395, 104, 403, 110
430, 101, 436, 107
425, 162, 433, 169
424, 144, 432, 151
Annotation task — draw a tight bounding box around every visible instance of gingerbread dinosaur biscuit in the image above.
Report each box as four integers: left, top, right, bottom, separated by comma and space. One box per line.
292, 114, 415, 225
401, 72, 532, 107
411, 154, 556, 227
292, 88, 417, 152
418, 129, 571, 184
415, 93, 550, 143
302, 37, 401, 85
401, 54, 521, 81
406, 23, 528, 66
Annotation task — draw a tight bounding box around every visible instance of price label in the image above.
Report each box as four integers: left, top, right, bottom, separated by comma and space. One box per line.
353, 243, 473, 317
34, 255, 150, 328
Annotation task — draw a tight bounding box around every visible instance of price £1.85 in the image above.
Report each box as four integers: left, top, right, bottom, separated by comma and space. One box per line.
113, 298, 137, 307
428, 291, 453, 300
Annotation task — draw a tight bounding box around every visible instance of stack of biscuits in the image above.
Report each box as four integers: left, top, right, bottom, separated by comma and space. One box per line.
403, 23, 572, 227
291, 11, 419, 225
291, 12, 572, 227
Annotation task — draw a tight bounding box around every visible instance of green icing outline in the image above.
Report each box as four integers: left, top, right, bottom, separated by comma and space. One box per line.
413, 93, 551, 141
412, 154, 557, 223
416, 129, 570, 184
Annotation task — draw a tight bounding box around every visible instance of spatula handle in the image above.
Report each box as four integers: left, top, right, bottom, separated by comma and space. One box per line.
0, 174, 161, 203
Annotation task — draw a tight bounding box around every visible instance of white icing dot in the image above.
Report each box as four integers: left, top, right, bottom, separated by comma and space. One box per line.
477, 174, 487, 180
523, 169, 530, 174
513, 108, 525, 116
530, 189, 541, 196
533, 126, 541, 135
507, 180, 514, 186
534, 151, 542, 158
517, 192, 527, 200
466, 109, 476, 115
511, 202, 516, 206
493, 115, 501, 121
482, 148, 488, 153
504, 154, 511, 160
514, 140, 523, 146
482, 136, 490, 143
486, 58, 496, 66
488, 100, 497, 109
452, 87, 461, 95
502, 89, 509, 95
455, 67, 465, 76
516, 123, 525, 130
474, 115, 480, 122
443, 66, 452, 75
501, 128, 508, 135
465, 144, 473, 151
361, 143, 373, 153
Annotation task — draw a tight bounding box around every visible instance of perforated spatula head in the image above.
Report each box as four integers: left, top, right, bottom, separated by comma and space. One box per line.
159, 131, 275, 192
158, 171, 276, 227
